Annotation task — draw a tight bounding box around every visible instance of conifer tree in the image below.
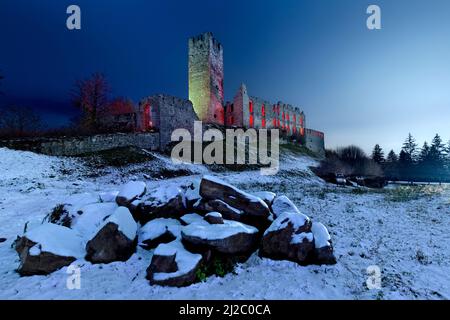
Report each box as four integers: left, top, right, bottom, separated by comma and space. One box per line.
371, 144, 385, 164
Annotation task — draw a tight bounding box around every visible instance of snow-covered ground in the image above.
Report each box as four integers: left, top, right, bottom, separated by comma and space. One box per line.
0, 147, 449, 300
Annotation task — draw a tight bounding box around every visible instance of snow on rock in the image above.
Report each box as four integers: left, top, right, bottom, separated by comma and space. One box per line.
45, 193, 102, 227
183, 181, 201, 209
310, 222, 336, 265
85, 207, 137, 264
21, 223, 84, 258
199, 175, 270, 219
271, 195, 301, 218
116, 181, 147, 206
194, 198, 244, 221
311, 222, 331, 249
253, 191, 276, 207
71, 202, 118, 241
264, 211, 310, 236
204, 212, 224, 224
99, 191, 119, 203
137, 184, 186, 223
181, 219, 259, 254
105, 207, 138, 241
139, 218, 182, 249
261, 211, 314, 265
15, 223, 84, 275
180, 213, 208, 226
291, 232, 314, 244
146, 240, 202, 287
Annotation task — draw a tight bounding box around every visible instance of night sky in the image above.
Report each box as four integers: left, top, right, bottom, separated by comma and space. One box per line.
1, 0, 450, 153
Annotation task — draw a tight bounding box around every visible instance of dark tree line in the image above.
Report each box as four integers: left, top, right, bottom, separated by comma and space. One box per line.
371, 133, 450, 182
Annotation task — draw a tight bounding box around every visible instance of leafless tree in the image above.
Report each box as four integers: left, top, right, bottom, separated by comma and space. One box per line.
72, 73, 110, 132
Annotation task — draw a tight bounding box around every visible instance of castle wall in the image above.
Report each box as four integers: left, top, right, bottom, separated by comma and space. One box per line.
139, 94, 198, 150
0, 133, 160, 156
189, 32, 224, 125
228, 84, 306, 136
305, 128, 325, 156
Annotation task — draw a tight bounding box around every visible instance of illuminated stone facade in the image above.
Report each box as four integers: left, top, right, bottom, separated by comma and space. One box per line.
188, 32, 224, 125
188, 32, 324, 155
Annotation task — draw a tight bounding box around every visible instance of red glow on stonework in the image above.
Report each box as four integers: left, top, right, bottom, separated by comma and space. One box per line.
249, 101, 254, 127
143, 104, 152, 130
272, 118, 276, 127
300, 128, 305, 136
261, 104, 266, 128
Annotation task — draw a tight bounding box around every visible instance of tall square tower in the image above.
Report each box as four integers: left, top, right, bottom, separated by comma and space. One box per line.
188, 32, 224, 125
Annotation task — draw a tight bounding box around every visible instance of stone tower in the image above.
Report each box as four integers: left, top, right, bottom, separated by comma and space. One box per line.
188, 32, 224, 125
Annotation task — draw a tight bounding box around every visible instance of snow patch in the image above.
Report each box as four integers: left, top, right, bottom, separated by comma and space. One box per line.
117, 181, 146, 202
291, 232, 314, 244
153, 240, 202, 281
104, 207, 137, 240
71, 202, 118, 241
139, 218, 182, 243
24, 223, 84, 258
311, 222, 331, 248
182, 219, 258, 241
264, 212, 310, 236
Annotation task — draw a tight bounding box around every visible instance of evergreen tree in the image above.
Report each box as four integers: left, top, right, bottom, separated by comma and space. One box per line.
402, 133, 418, 163
386, 150, 398, 163
429, 134, 445, 164
371, 144, 385, 164
398, 149, 411, 164
418, 141, 430, 163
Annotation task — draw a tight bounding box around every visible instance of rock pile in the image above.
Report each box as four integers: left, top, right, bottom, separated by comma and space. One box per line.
15, 175, 336, 286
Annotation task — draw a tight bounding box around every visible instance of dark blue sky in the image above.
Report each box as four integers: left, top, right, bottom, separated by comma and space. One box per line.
1, 0, 450, 153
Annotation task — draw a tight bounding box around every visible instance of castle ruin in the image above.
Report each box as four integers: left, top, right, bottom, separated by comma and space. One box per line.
124, 32, 325, 155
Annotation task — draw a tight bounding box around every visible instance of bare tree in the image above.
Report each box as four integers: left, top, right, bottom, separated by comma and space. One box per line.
72, 73, 110, 132
0, 105, 44, 137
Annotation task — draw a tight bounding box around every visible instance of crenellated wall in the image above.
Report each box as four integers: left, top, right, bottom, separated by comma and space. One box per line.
226, 84, 307, 142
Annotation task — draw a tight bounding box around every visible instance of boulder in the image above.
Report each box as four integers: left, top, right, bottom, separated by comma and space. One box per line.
99, 190, 119, 203
199, 175, 270, 219
136, 184, 186, 223
253, 191, 276, 207
194, 199, 243, 221
182, 181, 201, 209
44, 193, 105, 228
146, 240, 202, 287
181, 219, 259, 255
116, 181, 147, 206
180, 213, 208, 226
260, 212, 314, 265
15, 223, 84, 276
71, 202, 118, 240
271, 195, 301, 218
85, 207, 137, 264
311, 222, 336, 265
139, 218, 181, 249
204, 212, 224, 224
